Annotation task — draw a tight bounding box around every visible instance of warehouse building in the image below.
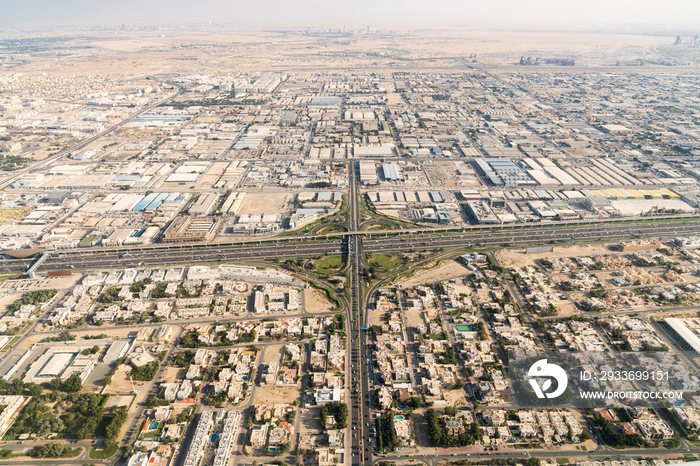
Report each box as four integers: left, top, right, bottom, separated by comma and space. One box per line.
23, 347, 99, 384
464, 200, 499, 224
382, 163, 401, 181
161, 217, 218, 243
104, 340, 131, 363
663, 318, 700, 355
189, 193, 219, 215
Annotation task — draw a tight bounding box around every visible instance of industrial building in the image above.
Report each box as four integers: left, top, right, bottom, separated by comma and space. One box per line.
464, 200, 499, 224
189, 193, 219, 215
472, 158, 536, 187
382, 163, 401, 181
104, 340, 131, 363
161, 216, 218, 243
23, 347, 99, 384
662, 318, 700, 354
359, 161, 378, 184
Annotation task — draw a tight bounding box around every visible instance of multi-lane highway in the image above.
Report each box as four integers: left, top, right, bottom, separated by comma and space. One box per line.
3, 219, 700, 276
347, 161, 371, 466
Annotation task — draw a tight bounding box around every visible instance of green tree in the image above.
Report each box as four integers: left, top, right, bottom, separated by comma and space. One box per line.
49, 378, 62, 390
7, 378, 24, 395
28, 383, 42, 397
63, 373, 83, 393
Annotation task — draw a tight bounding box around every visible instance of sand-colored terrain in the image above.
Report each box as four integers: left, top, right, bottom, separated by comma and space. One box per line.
399, 260, 470, 287
304, 288, 335, 314
0, 293, 22, 316
238, 192, 292, 216
162, 366, 185, 383
495, 245, 611, 268
17, 327, 136, 350
262, 344, 284, 365
404, 308, 425, 329
253, 385, 300, 404
4, 26, 688, 79
552, 301, 580, 317
443, 387, 468, 407
110, 367, 138, 394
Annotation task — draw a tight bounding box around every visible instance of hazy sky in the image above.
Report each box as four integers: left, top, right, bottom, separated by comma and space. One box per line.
2, 0, 698, 31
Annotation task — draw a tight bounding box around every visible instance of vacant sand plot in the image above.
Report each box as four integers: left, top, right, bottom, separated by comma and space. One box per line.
262, 344, 284, 365
371, 310, 385, 327
553, 301, 579, 317
44, 273, 83, 290
399, 260, 470, 287
495, 245, 611, 269
304, 288, 334, 314
404, 308, 425, 329
18, 327, 137, 350
444, 387, 468, 407
253, 385, 300, 404
238, 192, 291, 216
163, 366, 184, 382
0, 293, 21, 316
476, 289, 492, 303
110, 368, 137, 394
299, 407, 324, 433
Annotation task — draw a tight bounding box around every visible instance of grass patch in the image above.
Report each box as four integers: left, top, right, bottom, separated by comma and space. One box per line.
317, 225, 346, 234
313, 256, 346, 275
1, 336, 20, 351
143, 429, 162, 439
89, 443, 119, 460
367, 253, 402, 270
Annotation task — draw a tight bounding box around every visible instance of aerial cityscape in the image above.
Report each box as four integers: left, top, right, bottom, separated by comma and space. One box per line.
1, 4, 700, 466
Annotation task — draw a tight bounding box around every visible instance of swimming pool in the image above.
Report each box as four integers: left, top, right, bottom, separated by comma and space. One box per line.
149, 422, 157, 429
395, 415, 404, 420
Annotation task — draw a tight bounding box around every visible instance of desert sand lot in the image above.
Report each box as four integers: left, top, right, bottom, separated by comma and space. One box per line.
495, 244, 612, 268
5, 26, 690, 78
162, 366, 185, 383
262, 344, 285, 365
0, 293, 22, 317
443, 387, 468, 407
399, 260, 470, 287
404, 307, 425, 329
552, 300, 580, 317
17, 327, 136, 350
237, 192, 292, 216
253, 385, 300, 405
110, 367, 138, 394
303, 288, 335, 314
